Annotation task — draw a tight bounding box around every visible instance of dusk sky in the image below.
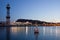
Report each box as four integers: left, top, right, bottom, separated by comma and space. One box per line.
0, 0, 60, 22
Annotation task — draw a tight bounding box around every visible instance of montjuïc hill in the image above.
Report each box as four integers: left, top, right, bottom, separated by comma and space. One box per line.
16, 19, 60, 26
0, 19, 60, 26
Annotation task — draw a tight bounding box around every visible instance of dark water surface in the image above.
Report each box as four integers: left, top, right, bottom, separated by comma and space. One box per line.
0, 26, 60, 40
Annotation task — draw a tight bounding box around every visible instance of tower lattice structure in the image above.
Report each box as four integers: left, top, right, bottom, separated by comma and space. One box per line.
6, 4, 10, 25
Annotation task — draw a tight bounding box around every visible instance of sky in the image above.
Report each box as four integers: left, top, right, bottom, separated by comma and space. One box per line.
0, 0, 60, 22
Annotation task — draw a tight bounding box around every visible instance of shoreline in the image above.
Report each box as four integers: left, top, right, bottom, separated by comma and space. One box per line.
0, 25, 60, 27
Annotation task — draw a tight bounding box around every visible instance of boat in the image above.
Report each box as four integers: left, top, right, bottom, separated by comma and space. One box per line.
34, 27, 39, 34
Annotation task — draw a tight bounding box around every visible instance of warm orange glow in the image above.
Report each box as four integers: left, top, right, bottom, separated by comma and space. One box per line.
11, 27, 18, 33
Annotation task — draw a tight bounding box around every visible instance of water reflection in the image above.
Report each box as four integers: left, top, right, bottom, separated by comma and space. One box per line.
50, 27, 52, 35
25, 26, 28, 35
1, 26, 60, 40
6, 27, 10, 40
9, 26, 60, 40
11, 27, 26, 34
0, 27, 6, 40
11, 27, 18, 33
34, 33, 39, 40
34, 26, 39, 40
0, 27, 5, 32
43, 27, 45, 35
56, 26, 60, 37
56, 26, 57, 37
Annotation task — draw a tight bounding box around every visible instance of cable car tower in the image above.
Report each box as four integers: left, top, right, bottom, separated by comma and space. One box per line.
6, 4, 10, 25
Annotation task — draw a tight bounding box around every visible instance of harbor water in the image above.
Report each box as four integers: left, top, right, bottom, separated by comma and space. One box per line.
0, 26, 60, 40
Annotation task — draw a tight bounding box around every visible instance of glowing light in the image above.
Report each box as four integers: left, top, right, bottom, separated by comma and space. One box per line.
43, 27, 45, 35
26, 26, 28, 35
11, 27, 18, 33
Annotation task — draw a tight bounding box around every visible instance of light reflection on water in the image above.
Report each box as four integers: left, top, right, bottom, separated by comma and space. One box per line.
26, 26, 28, 35
0, 26, 60, 40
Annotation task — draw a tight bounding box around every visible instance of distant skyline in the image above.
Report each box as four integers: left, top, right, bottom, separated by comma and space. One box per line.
0, 0, 60, 22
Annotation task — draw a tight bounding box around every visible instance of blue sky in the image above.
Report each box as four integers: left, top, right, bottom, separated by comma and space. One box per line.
0, 0, 60, 22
